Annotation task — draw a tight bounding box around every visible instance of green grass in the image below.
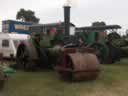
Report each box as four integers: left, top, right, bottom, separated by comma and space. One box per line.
1, 58, 128, 96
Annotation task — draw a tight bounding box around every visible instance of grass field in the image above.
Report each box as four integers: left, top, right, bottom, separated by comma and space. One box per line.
1, 58, 128, 96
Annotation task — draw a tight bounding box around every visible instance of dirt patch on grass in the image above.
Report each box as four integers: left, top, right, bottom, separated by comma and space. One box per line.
80, 81, 128, 96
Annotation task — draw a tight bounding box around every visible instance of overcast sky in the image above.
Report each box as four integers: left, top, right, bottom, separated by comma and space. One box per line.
0, 0, 127, 34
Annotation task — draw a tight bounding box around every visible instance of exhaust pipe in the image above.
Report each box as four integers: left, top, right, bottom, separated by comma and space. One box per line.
64, 6, 71, 36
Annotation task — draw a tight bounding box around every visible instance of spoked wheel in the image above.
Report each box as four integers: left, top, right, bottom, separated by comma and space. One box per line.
16, 44, 29, 70
89, 42, 109, 64
16, 43, 52, 71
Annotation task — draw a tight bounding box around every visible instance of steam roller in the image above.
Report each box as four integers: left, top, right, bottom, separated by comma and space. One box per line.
16, 38, 100, 81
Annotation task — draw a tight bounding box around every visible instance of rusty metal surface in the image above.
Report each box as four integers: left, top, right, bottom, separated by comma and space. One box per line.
77, 48, 95, 54
56, 48, 100, 81
69, 52, 100, 71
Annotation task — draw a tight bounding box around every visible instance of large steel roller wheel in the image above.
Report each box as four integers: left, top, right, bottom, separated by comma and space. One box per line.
89, 42, 109, 64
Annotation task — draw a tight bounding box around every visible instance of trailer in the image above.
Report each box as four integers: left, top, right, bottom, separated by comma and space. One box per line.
0, 33, 29, 59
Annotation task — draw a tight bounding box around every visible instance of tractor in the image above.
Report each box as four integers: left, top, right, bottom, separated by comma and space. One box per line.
75, 25, 122, 64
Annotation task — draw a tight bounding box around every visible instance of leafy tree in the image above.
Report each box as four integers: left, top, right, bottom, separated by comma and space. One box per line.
92, 21, 106, 27
108, 32, 121, 40
16, 8, 40, 23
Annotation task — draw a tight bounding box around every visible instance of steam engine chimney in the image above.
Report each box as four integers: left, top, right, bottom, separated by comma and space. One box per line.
64, 5, 71, 36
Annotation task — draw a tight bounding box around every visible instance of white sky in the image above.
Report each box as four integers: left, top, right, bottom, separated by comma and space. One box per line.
0, 0, 127, 35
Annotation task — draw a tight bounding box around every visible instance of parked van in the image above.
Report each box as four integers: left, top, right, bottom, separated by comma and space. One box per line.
0, 33, 29, 59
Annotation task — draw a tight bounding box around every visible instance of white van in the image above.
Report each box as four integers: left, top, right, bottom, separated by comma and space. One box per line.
0, 33, 29, 59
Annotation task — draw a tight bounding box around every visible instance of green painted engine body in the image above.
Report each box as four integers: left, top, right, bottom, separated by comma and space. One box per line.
78, 31, 109, 63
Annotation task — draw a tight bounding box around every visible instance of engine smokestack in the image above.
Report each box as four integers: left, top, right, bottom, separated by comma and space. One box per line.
64, 5, 70, 36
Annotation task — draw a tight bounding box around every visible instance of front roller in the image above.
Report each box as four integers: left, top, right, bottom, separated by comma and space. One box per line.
55, 48, 100, 81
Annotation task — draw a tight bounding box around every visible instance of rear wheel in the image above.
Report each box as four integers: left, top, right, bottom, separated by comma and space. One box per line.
16, 43, 51, 71
16, 44, 29, 70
